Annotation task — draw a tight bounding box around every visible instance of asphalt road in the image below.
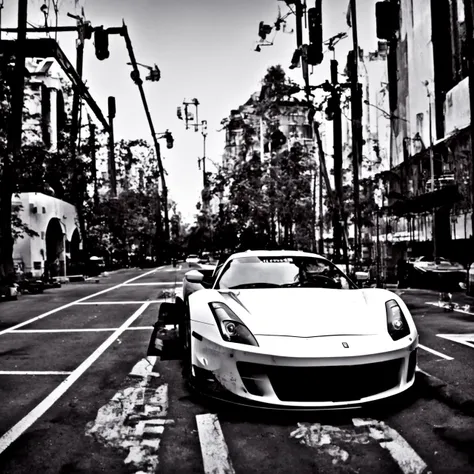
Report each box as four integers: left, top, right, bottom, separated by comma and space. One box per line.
0, 265, 473, 474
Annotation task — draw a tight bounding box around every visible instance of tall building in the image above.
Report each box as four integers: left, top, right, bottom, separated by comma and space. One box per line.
377, 0, 471, 276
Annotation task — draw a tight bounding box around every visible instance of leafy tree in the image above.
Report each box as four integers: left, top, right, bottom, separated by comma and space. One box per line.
186, 65, 316, 253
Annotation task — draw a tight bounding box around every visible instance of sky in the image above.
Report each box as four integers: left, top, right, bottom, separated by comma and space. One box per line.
2, 0, 379, 224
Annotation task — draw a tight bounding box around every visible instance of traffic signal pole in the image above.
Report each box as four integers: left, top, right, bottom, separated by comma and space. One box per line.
108, 96, 117, 197
118, 22, 170, 251
349, 0, 362, 265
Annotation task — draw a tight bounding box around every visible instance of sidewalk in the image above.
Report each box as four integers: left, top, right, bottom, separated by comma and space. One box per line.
52, 266, 138, 284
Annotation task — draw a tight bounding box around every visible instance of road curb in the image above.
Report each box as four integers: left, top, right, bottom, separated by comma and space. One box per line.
417, 369, 474, 416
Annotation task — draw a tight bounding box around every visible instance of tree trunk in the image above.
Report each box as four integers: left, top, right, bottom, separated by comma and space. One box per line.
0, 186, 14, 283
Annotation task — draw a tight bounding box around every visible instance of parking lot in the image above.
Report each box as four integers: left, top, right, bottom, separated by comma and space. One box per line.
0, 266, 473, 473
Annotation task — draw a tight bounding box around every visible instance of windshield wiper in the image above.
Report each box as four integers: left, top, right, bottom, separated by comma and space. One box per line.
228, 283, 280, 289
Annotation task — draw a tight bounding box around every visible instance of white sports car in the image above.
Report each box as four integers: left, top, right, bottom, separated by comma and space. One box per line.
177, 250, 419, 409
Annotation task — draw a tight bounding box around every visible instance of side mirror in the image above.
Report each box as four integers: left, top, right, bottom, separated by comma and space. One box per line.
185, 269, 204, 283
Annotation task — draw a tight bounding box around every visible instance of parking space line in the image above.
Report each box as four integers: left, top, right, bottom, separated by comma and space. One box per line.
437, 333, 474, 349
75, 300, 166, 305
196, 414, 235, 474
123, 282, 182, 287
11, 327, 154, 333
0, 268, 158, 337
0, 371, 72, 375
0, 302, 150, 455
418, 344, 454, 360
352, 418, 428, 474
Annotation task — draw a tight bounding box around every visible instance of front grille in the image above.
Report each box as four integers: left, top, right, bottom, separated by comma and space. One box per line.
237, 359, 402, 402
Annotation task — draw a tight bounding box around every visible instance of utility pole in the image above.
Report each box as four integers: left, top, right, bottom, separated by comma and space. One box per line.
331, 58, 343, 262
108, 96, 117, 197
427, 85, 437, 259
349, 0, 362, 267
319, 165, 324, 254
0, 0, 27, 281
67, 13, 89, 265
89, 122, 98, 209
463, 0, 474, 249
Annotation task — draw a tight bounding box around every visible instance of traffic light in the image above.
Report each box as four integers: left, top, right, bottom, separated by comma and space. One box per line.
258, 21, 273, 40
108, 96, 116, 119
130, 70, 142, 85
325, 96, 338, 121
289, 48, 302, 69
146, 65, 161, 82
94, 26, 109, 61
375, 1, 399, 40
307, 43, 323, 67
165, 131, 174, 149
79, 21, 93, 43
271, 129, 287, 149
307, 1, 323, 65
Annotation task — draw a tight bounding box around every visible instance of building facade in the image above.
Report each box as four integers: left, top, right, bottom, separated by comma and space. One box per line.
377, 0, 472, 278
12, 57, 83, 277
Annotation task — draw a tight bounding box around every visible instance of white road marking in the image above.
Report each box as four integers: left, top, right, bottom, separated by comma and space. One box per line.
437, 333, 474, 349
0, 371, 72, 375
86, 357, 173, 472
196, 414, 235, 474
418, 344, 454, 360
123, 282, 183, 286
290, 422, 371, 464
0, 302, 150, 455
426, 301, 474, 315
11, 327, 154, 333
75, 300, 166, 305
129, 356, 160, 378
352, 418, 428, 474
0, 268, 159, 336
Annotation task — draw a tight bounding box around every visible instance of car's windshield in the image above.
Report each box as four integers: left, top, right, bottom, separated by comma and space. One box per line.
214, 255, 357, 290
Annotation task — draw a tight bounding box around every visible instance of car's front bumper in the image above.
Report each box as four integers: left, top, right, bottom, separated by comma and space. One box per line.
190, 329, 418, 409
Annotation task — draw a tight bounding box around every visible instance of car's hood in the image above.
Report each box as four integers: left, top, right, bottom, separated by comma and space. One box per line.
221, 288, 387, 338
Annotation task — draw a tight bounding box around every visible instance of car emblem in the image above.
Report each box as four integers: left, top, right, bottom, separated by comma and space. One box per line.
342, 342, 349, 348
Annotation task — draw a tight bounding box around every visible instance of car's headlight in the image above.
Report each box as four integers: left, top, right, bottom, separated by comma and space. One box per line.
209, 302, 259, 346
385, 299, 410, 341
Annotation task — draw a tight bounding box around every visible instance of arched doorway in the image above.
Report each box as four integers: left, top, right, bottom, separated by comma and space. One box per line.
68, 228, 81, 275
45, 218, 64, 278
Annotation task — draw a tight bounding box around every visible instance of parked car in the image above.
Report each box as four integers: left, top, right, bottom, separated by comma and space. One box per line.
14, 272, 44, 294
408, 256, 466, 290
185, 254, 200, 264
0, 283, 19, 301
161, 249, 418, 410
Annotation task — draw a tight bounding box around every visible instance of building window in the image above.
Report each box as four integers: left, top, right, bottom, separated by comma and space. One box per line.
33, 261, 42, 270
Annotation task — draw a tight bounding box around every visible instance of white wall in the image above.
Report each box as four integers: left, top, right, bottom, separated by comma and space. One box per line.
13, 193, 79, 277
